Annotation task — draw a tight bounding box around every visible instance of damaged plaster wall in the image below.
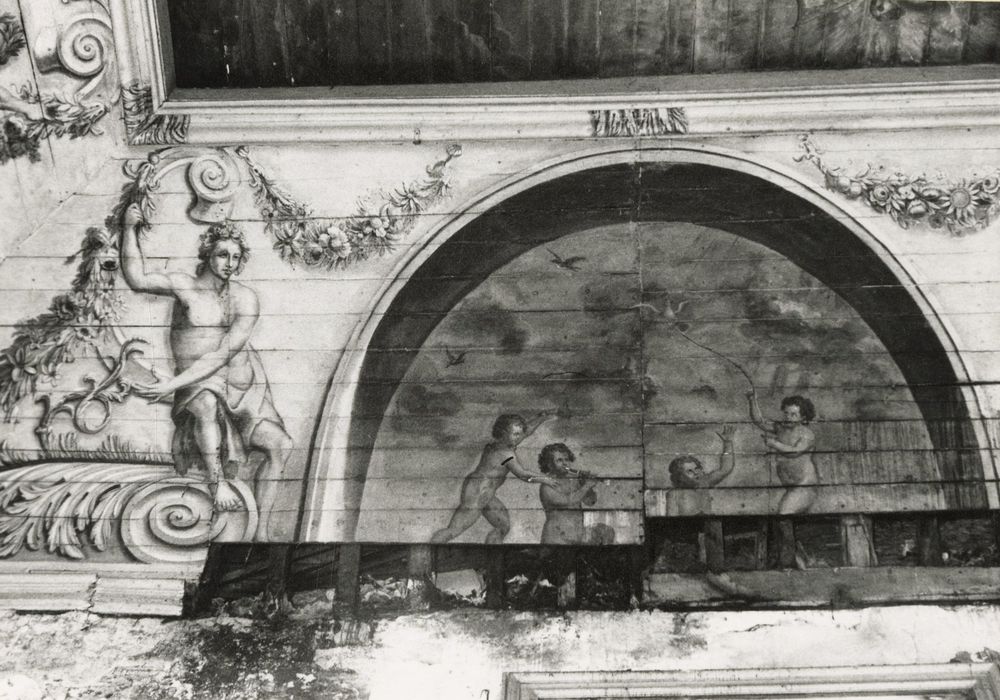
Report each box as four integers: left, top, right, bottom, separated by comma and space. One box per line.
1, 604, 999, 699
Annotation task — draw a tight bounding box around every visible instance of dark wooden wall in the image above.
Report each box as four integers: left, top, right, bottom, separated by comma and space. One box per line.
167, 0, 1000, 89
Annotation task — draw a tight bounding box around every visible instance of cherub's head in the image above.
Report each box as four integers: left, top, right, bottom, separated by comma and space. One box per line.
668, 455, 705, 488
196, 221, 250, 279
492, 414, 527, 446
538, 443, 576, 475
780, 395, 816, 425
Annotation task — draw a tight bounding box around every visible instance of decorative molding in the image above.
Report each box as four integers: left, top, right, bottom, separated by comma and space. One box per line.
104, 1, 1000, 142
590, 108, 688, 137
797, 135, 1000, 235
503, 664, 1000, 700
237, 143, 462, 269
0, 2, 116, 163
0, 461, 255, 562
121, 81, 188, 145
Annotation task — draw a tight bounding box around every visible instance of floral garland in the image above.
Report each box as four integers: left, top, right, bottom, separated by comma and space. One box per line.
236, 144, 463, 269
0, 12, 25, 67
0, 151, 162, 422
796, 135, 1000, 235
0, 85, 110, 164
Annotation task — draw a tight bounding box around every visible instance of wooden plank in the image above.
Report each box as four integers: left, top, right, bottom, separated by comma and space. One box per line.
791, 0, 830, 68
598, 0, 637, 77
862, 3, 897, 65
758, 0, 800, 67
327, 0, 361, 85
633, 0, 668, 75
643, 482, 988, 518
702, 519, 724, 572
657, 0, 697, 73
692, 0, 729, 72
355, 0, 393, 84
390, 0, 432, 84
963, 1, 1000, 63
336, 543, 362, 613
840, 514, 877, 567
282, 0, 332, 86
527, 0, 563, 80
244, 0, 289, 86
167, 0, 229, 88
821, 0, 863, 68
484, 0, 533, 82
645, 566, 1000, 608
723, 0, 760, 71
926, 2, 969, 65
895, 1, 932, 65
917, 514, 943, 566
485, 548, 506, 608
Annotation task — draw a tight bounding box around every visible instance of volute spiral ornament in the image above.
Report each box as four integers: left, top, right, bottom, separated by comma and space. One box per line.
34, 14, 112, 82
121, 478, 257, 564
187, 151, 243, 223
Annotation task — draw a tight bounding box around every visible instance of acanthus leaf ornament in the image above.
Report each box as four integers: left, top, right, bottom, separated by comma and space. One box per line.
121, 81, 189, 145
590, 108, 689, 137
796, 135, 1000, 235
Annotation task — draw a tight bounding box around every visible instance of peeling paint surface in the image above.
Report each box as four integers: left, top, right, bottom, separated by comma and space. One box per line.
2, 605, 1000, 698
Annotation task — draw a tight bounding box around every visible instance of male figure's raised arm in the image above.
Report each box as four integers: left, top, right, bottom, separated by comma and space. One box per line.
700, 424, 736, 488
120, 204, 184, 296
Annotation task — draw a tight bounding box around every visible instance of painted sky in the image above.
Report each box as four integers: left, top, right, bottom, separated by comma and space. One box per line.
356, 222, 937, 543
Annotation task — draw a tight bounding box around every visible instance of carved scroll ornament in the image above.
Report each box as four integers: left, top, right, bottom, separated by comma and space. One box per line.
0, 2, 116, 164
0, 461, 255, 561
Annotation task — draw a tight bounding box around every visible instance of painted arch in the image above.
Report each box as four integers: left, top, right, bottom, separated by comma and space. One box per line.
301, 147, 995, 543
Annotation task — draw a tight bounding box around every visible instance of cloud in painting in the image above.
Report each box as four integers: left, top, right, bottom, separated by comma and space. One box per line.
449, 302, 529, 355
396, 384, 462, 416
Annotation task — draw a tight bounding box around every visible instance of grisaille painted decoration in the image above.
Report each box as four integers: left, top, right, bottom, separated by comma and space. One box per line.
0, 143, 463, 561
354, 219, 949, 545
798, 135, 1000, 234
121, 81, 190, 145
237, 144, 462, 269
589, 108, 689, 138
0, 1, 115, 163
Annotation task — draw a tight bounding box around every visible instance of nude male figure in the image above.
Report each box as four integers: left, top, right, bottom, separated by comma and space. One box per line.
430, 411, 559, 544
536, 442, 600, 545
120, 204, 293, 541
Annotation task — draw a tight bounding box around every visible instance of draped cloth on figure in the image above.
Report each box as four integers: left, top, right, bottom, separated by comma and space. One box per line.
170, 345, 284, 477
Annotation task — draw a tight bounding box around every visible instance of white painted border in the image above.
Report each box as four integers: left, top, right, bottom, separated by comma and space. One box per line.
502, 663, 1000, 700
111, 0, 1000, 143
301, 143, 998, 542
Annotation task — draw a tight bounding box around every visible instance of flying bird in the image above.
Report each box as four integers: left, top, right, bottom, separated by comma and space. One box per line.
628, 298, 690, 328
444, 347, 467, 367
546, 247, 587, 271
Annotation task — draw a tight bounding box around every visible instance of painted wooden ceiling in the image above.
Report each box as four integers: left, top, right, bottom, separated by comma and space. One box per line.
168, 0, 1000, 89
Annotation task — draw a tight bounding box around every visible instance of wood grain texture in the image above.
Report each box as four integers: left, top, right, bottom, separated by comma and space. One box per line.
167, 0, 1000, 86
